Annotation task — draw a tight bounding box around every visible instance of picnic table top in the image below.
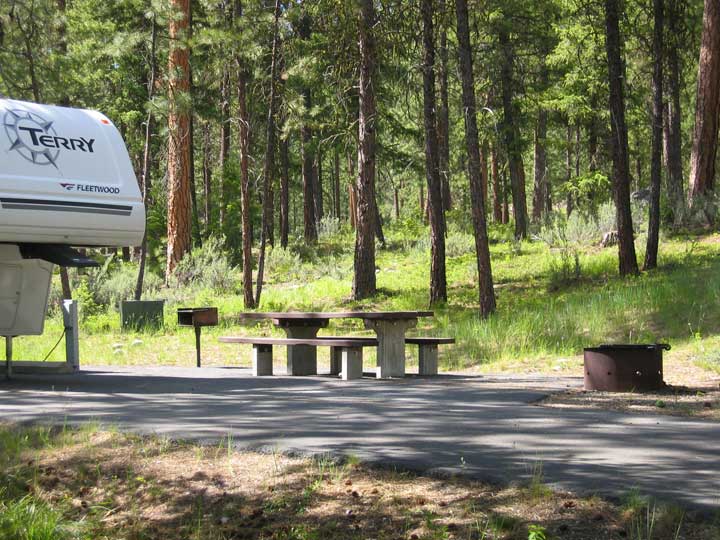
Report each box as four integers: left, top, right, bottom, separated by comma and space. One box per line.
236, 311, 433, 321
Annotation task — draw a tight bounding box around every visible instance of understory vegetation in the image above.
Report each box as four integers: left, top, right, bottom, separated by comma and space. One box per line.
8, 207, 720, 378
1, 423, 716, 540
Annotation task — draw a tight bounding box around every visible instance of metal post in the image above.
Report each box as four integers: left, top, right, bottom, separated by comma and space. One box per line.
63, 300, 79, 371
5, 336, 12, 380
194, 325, 202, 368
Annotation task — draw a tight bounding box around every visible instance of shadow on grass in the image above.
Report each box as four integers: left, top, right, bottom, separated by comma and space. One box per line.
427, 246, 720, 368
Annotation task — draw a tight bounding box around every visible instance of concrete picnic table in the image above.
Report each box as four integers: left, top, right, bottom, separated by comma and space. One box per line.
235, 311, 433, 378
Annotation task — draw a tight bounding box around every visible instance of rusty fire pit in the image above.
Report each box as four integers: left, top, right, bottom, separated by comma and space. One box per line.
583, 343, 670, 392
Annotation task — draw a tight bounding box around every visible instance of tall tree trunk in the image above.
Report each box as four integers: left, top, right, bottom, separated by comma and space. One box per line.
254, 0, 281, 307
373, 192, 385, 247
499, 28, 528, 238
299, 12, 317, 243
235, 2, 254, 307
491, 144, 502, 222
689, 0, 720, 205
665, 0, 684, 222
565, 120, 574, 217
437, 0, 451, 211
135, 16, 158, 301
301, 105, 317, 242
348, 152, 357, 229
280, 134, 290, 248
238, 68, 254, 307
187, 7, 200, 248
219, 69, 231, 229
165, 0, 192, 279
314, 148, 324, 225
480, 143, 489, 210
644, 0, 664, 270
202, 121, 212, 236
455, 0, 496, 316
421, 0, 447, 305
56, 0, 72, 299
333, 147, 341, 219
189, 114, 201, 247
394, 185, 401, 220
532, 108, 548, 222
604, 0, 639, 275
353, 0, 378, 300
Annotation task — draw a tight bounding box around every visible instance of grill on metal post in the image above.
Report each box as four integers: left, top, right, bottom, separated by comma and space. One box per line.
177, 308, 218, 367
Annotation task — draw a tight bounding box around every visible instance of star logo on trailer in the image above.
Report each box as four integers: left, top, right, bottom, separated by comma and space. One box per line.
3, 108, 61, 168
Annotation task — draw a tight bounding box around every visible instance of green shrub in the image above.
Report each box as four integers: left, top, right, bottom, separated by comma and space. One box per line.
95, 263, 163, 308
73, 281, 102, 321
445, 231, 476, 258
265, 247, 303, 282
168, 235, 239, 293
317, 216, 341, 239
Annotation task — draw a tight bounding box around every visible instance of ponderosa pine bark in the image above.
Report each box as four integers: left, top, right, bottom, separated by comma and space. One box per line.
299, 12, 318, 243
689, 0, 720, 204
235, 0, 254, 307
437, 0, 451, 212
480, 143, 489, 209
219, 68, 231, 229
135, 15, 158, 300
348, 152, 357, 229
491, 143, 502, 222
280, 134, 290, 248
421, 0, 447, 305
499, 28, 529, 239
455, 0, 496, 317
532, 108, 548, 222
238, 67, 254, 307
202, 121, 212, 236
664, 0, 684, 221
644, 0, 663, 270
314, 148, 324, 225
254, 0, 281, 307
604, 0, 639, 275
333, 147, 341, 219
352, 0, 378, 300
166, 0, 192, 279
565, 120, 574, 217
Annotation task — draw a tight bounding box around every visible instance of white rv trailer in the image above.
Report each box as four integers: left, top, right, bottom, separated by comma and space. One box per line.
0, 98, 145, 343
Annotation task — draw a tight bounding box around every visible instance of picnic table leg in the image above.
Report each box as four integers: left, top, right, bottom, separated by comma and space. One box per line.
418, 344, 438, 375
253, 344, 273, 376
341, 347, 363, 380
329, 346, 342, 375
364, 318, 417, 379
280, 323, 326, 376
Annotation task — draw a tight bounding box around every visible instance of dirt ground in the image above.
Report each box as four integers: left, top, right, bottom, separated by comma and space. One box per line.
537, 350, 720, 421
5, 426, 718, 540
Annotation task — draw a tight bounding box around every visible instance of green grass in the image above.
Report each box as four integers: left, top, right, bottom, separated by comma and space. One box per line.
6, 225, 720, 375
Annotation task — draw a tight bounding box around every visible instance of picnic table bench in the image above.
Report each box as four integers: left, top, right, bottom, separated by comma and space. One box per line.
217, 335, 455, 380
221, 311, 450, 379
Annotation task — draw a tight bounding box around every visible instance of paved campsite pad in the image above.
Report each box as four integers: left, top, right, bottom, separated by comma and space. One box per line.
1, 367, 718, 511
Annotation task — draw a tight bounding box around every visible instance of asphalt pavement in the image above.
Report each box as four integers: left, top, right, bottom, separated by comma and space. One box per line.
1, 366, 718, 511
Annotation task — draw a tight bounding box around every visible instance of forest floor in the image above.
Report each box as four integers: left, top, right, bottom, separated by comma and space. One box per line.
1, 422, 718, 540
9, 228, 720, 421
3, 229, 720, 537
